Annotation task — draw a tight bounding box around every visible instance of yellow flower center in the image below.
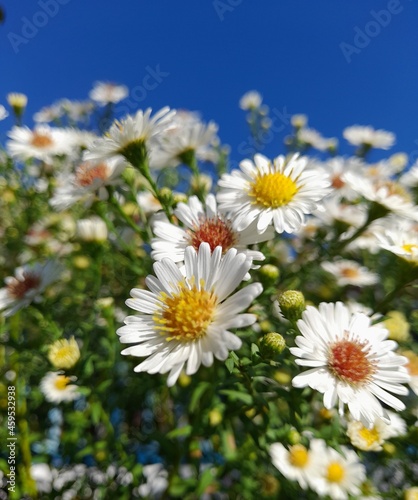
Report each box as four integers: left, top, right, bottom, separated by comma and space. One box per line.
340, 266, 359, 278
402, 243, 418, 254
326, 462, 345, 483
155, 282, 217, 341
249, 171, 299, 208
359, 426, 381, 447
288, 445, 309, 468
54, 375, 71, 391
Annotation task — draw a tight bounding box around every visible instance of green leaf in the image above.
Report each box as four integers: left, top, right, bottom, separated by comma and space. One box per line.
166, 425, 192, 439
219, 389, 253, 406
189, 382, 212, 413
196, 468, 215, 496
90, 401, 101, 425
225, 357, 235, 374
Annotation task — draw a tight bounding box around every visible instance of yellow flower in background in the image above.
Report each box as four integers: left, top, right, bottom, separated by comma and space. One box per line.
48, 337, 80, 369
384, 310, 410, 342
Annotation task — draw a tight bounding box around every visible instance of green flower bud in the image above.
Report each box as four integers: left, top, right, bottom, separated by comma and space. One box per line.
288, 429, 302, 445
278, 290, 305, 322
259, 264, 280, 284
260, 332, 286, 358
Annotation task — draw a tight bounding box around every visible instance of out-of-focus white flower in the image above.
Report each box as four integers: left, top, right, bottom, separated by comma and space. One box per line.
373, 220, 418, 263
76, 217, 108, 242
347, 411, 406, 451
84, 107, 176, 164
0, 104, 9, 121
89, 81, 128, 106
40, 371, 80, 404
30, 463, 56, 494
402, 350, 418, 395
343, 125, 395, 150
344, 172, 418, 221
0, 261, 62, 317
321, 259, 379, 287
137, 190, 163, 214
137, 464, 168, 498
239, 90, 262, 110
270, 439, 326, 490
7, 125, 74, 162
50, 157, 126, 211
311, 446, 366, 499
149, 111, 219, 168
298, 127, 337, 151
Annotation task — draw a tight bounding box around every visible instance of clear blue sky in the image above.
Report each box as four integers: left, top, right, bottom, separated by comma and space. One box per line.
1, 0, 418, 163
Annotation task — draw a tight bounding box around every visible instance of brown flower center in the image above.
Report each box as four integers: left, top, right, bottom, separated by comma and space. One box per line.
75, 162, 109, 187
31, 132, 54, 148
7, 272, 41, 299
328, 336, 376, 386
188, 217, 237, 253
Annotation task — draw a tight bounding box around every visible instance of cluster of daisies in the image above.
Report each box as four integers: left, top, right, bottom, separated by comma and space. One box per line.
1, 84, 418, 498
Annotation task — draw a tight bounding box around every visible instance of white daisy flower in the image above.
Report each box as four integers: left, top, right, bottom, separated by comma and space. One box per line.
76, 217, 108, 243
59, 99, 95, 122
290, 302, 410, 427
314, 198, 367, 229
269, 439, 326, 490
149, 112, 219, 169
50, 157, 126, 211
30, 463, 56, 494
320, 156, 363, 200
347, 411, 406, 452
89, 81, 128, 106
137, 464, 168, 498
344, 172, 418, 221
373, 222, 418, 264
84, 107, 176, 164
311, 446, 366, 500
343, 125, 395, 150
217, 153, 331, 235
34, 102, 64, 123
40, 371, 80, 404
0, 261, 62, 317
117, 243, 262, 386
7, 125, 74, 162
400, 162, 418, 188
402, 350, 418, 395
137, 191, 163, 215
151, 194, 274, 269
0, 104, 9, 121
321, 259, 379, 287
239, 90, 262, 110
298, 127, 337, 152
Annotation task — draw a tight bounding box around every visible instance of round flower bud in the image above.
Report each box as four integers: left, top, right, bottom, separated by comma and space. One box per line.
277, 290, 305, 322
259, 264, 280, 285
384, 311, 410, 342
273, 368, 292, 385
288, 429, 302, 445
260, 332, 286, 358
